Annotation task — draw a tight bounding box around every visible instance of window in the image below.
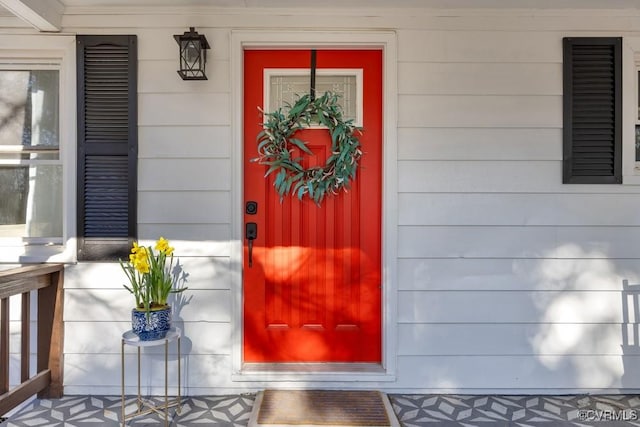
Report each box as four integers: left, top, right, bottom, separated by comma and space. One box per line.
563, 37, 622, 184
0, 36, 74, 262
0, 69, 61, 241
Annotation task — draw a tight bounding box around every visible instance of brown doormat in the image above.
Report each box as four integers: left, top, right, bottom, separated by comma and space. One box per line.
253, 390, 395, 426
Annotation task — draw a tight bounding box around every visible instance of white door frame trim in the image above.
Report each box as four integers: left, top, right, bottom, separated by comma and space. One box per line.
230, 30, 398, 383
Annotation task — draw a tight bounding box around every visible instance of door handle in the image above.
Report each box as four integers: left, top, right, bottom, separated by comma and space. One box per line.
246, 222, 257, 267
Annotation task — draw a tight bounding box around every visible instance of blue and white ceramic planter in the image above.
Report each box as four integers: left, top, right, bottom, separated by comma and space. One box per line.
131, 305, 172, 341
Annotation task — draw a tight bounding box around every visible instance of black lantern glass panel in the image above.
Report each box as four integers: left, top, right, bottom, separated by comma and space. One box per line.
174, 27, 211, 80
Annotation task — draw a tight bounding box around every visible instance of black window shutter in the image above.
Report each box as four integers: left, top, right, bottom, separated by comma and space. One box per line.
563, 37, 622, 184
77, 35, 137, 261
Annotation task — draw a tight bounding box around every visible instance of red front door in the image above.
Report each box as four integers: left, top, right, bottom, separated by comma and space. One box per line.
243, 49, 382, 363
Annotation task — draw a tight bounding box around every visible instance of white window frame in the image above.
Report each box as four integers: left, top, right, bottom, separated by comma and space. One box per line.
622, 38, 640, 184
0, 35, 76, 263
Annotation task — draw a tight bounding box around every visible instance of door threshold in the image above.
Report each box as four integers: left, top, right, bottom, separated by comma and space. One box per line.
242, 363, 385, 374
233, 363, 395, 382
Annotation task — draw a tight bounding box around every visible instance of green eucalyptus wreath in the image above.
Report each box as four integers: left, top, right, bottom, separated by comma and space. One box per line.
253, 91, 363, 204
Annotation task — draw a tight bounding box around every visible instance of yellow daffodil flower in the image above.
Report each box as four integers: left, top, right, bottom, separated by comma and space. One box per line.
155, 236, 174, 256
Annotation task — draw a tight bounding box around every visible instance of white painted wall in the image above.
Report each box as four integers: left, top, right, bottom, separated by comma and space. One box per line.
10, 6, 640, 395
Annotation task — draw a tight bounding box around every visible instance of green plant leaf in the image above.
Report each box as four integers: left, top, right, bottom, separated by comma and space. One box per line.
289, 138, 313, 155
264, 163, 281, 177
293, 185, 302, 199
253, 90, 363, 205
288, 96, 308, 116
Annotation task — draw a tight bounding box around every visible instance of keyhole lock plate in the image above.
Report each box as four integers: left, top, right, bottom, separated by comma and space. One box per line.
246, 201, 258, 215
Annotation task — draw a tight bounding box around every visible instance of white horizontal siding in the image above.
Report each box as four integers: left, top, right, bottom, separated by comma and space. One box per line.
137, 225, 231, 256
393, 355, 629, 390
398, 160, 640, 193
397, 323, 624, 356
399, 226, 640, 259
64, 353, 638, 394
398, 128, 562, 160
64, 289, 231, 323
398, 291, 622, 323
139, 159, 231, 191
399, 193, 640, 226
51, 9, 640, 396
398, 30, 562, 63
398, 95, 562, 128
138, 191, 230, 223
64, 353, 235, 394
64, 321, 230, 355
139, 126, 231, 159
392, 22, 640, 395
397, 258, 637, 291
398, 62, 563, 96
65, 258, 230, 290
139, 93, 230, 126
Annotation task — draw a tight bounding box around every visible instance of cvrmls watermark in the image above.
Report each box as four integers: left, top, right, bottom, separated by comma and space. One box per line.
578, 409, 639, 422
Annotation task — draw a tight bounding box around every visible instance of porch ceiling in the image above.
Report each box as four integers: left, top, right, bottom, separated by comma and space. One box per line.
1, 0, 640, 32
58, 0, 640, 7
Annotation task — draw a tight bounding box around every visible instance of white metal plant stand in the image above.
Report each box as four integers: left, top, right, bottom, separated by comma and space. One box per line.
120, 327, 181, 426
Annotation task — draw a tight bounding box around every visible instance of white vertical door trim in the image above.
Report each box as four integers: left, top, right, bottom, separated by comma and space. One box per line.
230, 30, 398, 381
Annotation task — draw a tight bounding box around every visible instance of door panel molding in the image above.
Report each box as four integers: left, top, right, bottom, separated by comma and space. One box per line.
243, 49, 381, 363
230, 30, 398, 383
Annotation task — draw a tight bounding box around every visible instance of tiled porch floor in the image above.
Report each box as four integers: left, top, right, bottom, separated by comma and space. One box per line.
3, 393, 640, 426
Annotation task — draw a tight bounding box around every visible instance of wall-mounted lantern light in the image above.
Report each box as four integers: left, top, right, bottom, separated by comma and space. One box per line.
173, 27, 211, 80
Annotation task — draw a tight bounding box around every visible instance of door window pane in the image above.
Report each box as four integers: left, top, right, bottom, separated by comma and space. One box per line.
267, 70, 362, 125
